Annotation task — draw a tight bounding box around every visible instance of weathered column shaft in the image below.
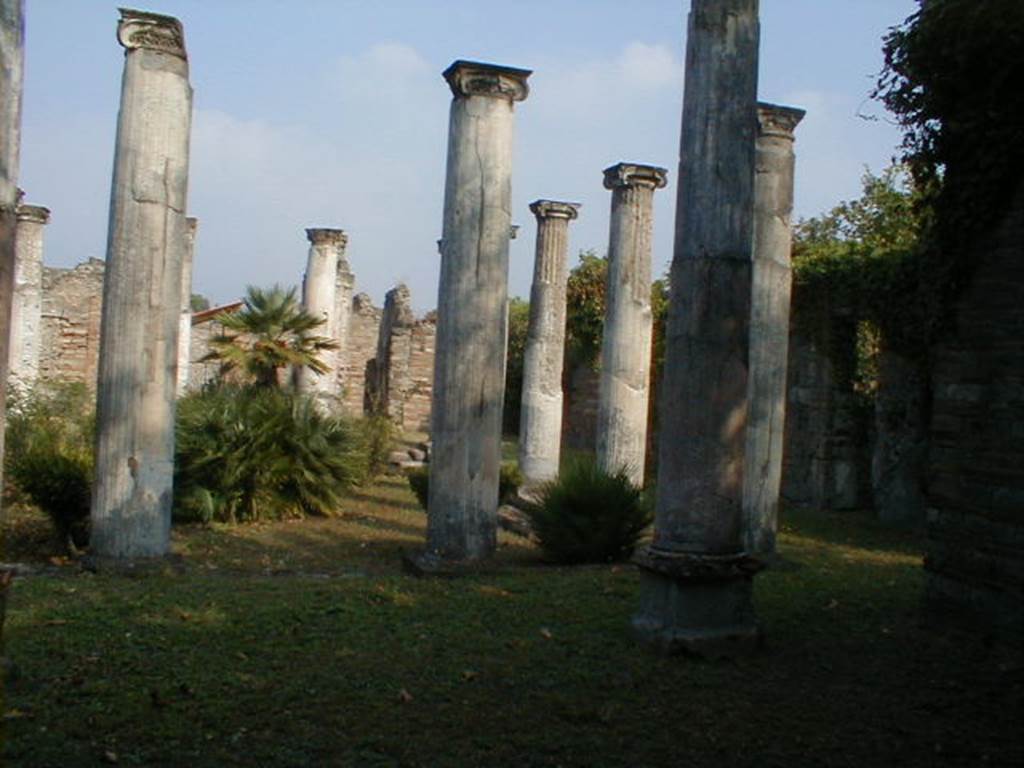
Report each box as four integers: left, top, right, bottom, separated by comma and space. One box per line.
518, 199, 579, 485
633, 0, 761, 656
176, 216, 197, 396
297, 228, 345, 400
596, 164, 667, 487
426, 60, 530, 563
654, 0, 759, 555
0, 0, 25, 511
374, 283, 415, 423
90, 9, 192, 559
743, 102, 804, 555
8, 203, 49, 389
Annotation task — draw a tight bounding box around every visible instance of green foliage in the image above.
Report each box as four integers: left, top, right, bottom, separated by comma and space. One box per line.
502, 297, 530, 435
203, 285, 337, 389
405, 462, 522, 511
565, 250, 607, 368
523, 459, 651, 564
793, 166, 928, 355
406, 465, 429, 510
874, 0, 1024, 239
189, 293, 211, 312
358, 414, 397, 481
4, 384, 95, 549
174, 385, 365, 523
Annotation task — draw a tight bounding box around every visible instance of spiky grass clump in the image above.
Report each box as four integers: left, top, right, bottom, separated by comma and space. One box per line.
524, 460, 651, 564
174, 385, 367, 523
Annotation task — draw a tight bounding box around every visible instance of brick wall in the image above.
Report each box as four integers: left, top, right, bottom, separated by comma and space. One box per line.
924, 184, 1024, 641
341, 293, 382, 416
39, 259, 105, 389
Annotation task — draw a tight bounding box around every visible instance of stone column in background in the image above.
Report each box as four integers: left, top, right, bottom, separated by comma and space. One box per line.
596, 163, 667, 487
743, 102, 804, 555
8, 203, 49, 390
176, 216, 197, 397
421, 60, 530, 566
90, 9, 192, 560
518, 199, 580, 485
633, 0, 762, 655
297, 228, 345, 402
0, 0, 25, 512
373, 283, 415, 423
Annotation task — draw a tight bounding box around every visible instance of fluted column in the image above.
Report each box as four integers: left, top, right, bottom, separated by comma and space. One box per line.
176, 216, 197, 396
297, 227, 345, 401
744, 102, 804, 555
420, 60, 530, 566
0, 0, 25, 512
518, 200, 580, 485
596, 163, 667, 487
90, 9, 192, 560
633, 0, 762, 656
7, 203, 49, 390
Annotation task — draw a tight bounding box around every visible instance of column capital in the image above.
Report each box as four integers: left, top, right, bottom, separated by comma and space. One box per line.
443, 60, 531, 102
603, 163, 668, 191
117, 8, 187, 60
306, 228, 348, 249
757, 102, 805, 139
15, 204, 50, 225
186, 216, 198, 236
529, 199, 581, 221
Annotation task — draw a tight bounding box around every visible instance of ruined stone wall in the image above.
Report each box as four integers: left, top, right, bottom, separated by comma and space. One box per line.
782, 314, 871, 511
39, 259, 105, 388
925, 184, 1024, 641
365, 285, 435, 433
341, 293, 382, 416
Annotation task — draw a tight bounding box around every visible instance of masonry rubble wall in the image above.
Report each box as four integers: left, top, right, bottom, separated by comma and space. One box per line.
38, 259, 105, 388
343, 293, 383, 416
924, 183, 1024, 642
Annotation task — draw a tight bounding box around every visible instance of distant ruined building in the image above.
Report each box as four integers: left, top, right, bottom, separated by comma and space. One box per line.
32, 257, 435, 433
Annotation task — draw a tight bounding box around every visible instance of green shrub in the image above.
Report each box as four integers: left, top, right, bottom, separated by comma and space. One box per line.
358, 414, 397, 481
405, 462, 522, 511
523, 460, 651, 564
406, 465, 429, 510
4, 383, 95, 549
174, 385, 366, 523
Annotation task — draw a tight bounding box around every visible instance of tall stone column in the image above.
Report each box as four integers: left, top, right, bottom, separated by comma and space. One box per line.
596, 163, 667, 487
297, 228, 345, 401
743, 103, 804, 555
420, 60, 530, 566
0, 0, 25, 513
633, 0, 762, 656
8, 203, 49, 390
176, 216, 197, 396
90, 9, 192, 560
518, 200, 580, 485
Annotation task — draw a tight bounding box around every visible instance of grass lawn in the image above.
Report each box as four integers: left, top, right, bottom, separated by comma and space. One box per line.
2, 474, 1021, 767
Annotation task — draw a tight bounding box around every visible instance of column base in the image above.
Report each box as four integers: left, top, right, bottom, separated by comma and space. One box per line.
402, 550, 488, 578
632, 548, 765, 658
81, 553, 185, 577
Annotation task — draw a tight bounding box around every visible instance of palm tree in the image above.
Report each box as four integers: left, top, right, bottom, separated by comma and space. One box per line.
203, 285, 337, 388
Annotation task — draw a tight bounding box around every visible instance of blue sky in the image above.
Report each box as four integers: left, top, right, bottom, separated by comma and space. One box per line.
19, 0, 917, 311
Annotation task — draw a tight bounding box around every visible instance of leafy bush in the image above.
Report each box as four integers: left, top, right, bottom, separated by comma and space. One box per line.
405, 462, 522, 511
4, 383, 95, 550
523, 460, 651, 564
174, 385, 366, 523
358, 413, 397, 481
406, 465, 429, 510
